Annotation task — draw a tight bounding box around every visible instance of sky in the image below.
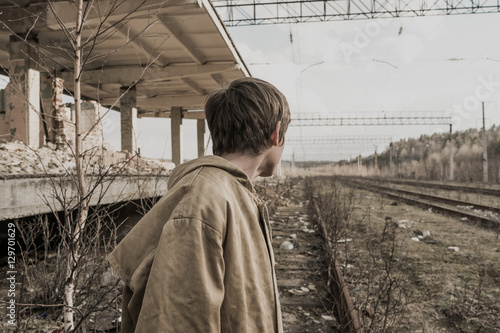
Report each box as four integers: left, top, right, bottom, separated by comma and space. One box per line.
109, 11, 500, 162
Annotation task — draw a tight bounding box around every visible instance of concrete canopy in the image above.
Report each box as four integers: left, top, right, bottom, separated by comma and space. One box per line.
0, 0, 250, 116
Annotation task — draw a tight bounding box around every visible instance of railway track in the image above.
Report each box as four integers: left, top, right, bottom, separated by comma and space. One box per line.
270, 191, 338, 332
266, 179, 364, 332
343, 176, 500, 197
337, 176, 500, 229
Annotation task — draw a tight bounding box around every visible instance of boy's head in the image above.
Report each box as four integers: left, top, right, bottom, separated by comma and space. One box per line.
205, 77, 291, 156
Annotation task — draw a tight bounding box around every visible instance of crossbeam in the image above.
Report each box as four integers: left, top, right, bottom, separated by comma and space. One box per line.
213, 0, 500, 26
287, 135, 392, 144
290, 145, 379, 152
291, 112, 451, 126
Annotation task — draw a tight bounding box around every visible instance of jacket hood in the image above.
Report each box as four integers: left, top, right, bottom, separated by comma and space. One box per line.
167, 155, 255, 192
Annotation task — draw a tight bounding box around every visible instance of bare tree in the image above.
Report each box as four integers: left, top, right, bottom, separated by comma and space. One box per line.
1, 1, 170, 331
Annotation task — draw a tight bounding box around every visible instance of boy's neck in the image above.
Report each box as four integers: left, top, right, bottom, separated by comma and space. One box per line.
220, 151, 266, 180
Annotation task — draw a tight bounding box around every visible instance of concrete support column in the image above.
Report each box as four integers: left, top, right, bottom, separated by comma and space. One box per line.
197, 119, 206, 157
1, 38, 41, 148
171, 106, 183, 165
120, 86, 137, 154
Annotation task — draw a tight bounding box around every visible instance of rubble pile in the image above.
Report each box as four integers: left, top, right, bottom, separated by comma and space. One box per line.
0, 141, 175, 176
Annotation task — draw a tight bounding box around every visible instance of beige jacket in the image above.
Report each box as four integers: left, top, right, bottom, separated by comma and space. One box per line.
108, 155, 283, 333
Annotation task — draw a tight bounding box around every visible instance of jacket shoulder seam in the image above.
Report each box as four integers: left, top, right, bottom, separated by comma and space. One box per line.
169, 216, 223, 239
179, 166, 204, 216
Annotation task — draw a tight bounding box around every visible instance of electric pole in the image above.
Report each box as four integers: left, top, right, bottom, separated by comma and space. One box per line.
482, 102, 488, 182
449, 124, 454, 181
389, 142, 394, 177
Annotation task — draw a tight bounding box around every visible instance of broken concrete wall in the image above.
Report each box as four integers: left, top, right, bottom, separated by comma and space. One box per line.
40, 74, 64, 145
53, 100, 104, 153
0, 40, 42, 148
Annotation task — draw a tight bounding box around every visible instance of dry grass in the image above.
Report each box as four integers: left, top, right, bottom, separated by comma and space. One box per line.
308, 176, 500, 332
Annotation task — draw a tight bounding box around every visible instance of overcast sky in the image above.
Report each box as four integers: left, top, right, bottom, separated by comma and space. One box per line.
93, 13, 500, 162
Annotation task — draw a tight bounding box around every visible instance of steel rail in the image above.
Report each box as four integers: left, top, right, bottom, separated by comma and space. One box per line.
310, 196, 361, 332
348, 176, 500, 197
337, 177, 500, 230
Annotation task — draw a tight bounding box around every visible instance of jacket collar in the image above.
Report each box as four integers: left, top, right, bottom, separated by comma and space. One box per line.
168, 155, 255, 193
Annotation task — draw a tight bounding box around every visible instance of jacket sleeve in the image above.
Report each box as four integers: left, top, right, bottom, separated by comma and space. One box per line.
134, 218, 225, 332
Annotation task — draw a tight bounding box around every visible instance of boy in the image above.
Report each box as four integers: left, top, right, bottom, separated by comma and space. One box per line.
108, 77, 291, 332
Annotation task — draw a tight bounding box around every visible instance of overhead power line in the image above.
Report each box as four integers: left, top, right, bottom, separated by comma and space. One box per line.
213, 0, 500, 26
287, 135, 392, 145
291, 112, 451, 126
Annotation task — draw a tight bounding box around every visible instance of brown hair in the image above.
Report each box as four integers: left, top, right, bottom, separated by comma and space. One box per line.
205, 77, 290, 156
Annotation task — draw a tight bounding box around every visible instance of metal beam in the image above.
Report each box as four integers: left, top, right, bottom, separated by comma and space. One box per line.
291, 112, 451, 126
60, 63, 240, 86
290, 145, 379, 152
213, 0, 500, 26
287, 135, 392, 145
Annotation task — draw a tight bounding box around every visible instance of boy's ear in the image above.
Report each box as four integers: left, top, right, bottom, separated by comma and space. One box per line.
270, 121, 281, 146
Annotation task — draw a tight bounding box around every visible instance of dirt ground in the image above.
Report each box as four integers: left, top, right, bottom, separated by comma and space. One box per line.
309, 177, 500, 332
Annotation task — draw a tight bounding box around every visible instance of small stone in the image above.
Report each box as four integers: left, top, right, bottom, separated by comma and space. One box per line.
422, 230, 431, 238
411, 237, 420, 242
280, 240, 294, 250
282, 312, 297, 323
308, 284, 316, 291
290, 234, 297, 239
447, 246, 459, 252
300, 286, 309, 292
397, 219, 415, 228
288, 288, 308, 296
